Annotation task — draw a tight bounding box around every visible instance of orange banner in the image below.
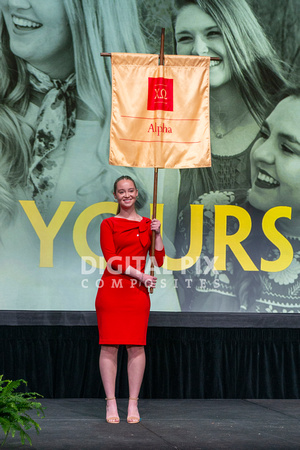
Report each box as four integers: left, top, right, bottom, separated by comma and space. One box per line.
109, 53, 211, 169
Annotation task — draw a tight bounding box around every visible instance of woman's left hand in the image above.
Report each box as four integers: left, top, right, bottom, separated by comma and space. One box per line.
151, 219, 161, 234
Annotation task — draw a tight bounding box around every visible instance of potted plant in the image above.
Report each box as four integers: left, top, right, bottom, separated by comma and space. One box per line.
0, 375, 45, 446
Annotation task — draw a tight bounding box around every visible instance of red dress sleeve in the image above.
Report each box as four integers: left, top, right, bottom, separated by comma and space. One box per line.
100, 219, 130, 272
153, 248, 165, 267
147, 221, 165, 267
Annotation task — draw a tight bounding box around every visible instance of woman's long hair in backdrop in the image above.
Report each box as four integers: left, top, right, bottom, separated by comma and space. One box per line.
0, 16, 32, 227
64, 0, 149, 210
173, 0, 291, 123
0, 0, 149, 227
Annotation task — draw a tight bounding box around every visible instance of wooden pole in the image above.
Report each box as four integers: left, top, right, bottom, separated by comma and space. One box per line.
159, 27, 165, 65
101, 52, 220, 61
149, 28, 165, 293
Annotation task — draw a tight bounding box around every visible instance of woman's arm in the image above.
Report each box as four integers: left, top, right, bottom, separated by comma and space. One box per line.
151, 218, 165, 267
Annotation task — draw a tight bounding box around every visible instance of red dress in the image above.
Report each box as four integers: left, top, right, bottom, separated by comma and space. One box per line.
95, 216, 165, 345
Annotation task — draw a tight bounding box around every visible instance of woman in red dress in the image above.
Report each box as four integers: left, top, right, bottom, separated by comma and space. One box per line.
95, 175, 165, 424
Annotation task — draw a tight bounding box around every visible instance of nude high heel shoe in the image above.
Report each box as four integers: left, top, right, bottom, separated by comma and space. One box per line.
127, 397, 141, 424
105, 397, 120, 424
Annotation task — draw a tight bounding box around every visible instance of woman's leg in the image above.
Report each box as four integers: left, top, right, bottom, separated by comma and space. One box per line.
126, 345, 146, 422
99, 345, 119, 422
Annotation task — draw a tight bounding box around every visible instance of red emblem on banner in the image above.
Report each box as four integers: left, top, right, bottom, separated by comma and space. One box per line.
147, 77, 173, 111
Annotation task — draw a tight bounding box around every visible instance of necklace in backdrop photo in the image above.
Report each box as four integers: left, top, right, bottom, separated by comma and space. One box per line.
211, 110, 249, 139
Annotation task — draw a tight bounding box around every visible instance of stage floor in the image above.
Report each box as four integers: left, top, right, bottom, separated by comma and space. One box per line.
2, 399, 300, 449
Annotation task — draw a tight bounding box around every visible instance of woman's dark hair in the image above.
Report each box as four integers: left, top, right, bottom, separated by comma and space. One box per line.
274, 85, 300, 104
113, 175, 137, 194
113, 175, 138, 214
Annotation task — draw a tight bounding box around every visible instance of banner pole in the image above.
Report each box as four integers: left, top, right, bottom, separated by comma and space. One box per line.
101, 52, 220, 61
150, 28, 165, 293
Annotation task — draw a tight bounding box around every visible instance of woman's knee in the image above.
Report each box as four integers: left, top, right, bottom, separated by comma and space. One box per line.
100, 344, 119, 357
126, 345, 145, 358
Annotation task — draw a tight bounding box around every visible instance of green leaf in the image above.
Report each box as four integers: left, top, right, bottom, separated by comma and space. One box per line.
0, 375, 45, 447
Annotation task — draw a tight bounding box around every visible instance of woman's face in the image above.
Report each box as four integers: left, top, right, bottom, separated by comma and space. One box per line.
175, 4, 231, 89
114, 180, 138, 210
249, 96, 300, 214
0, 0, 73, 77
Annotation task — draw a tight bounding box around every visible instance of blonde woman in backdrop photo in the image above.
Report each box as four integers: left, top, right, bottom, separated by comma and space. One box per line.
0, 0, 180, 312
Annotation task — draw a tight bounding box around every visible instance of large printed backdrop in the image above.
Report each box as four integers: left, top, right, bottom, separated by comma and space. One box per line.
0, 0, 299, 319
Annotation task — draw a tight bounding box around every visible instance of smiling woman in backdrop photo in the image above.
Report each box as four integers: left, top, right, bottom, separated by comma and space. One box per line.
174, 0, 291, 208
237, 86, 300, 313
175, 87, 300, 313
173, 0, 292, 311
0, 0, 148, 225
0, 0, 180, 312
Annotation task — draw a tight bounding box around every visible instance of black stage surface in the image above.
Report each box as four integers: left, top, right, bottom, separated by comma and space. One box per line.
1, 399, 300, 449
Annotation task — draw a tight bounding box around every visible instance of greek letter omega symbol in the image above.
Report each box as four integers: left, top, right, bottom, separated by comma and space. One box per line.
147, 77, 174, 111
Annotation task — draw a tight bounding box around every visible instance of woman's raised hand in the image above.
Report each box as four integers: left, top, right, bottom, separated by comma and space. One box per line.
150, 219, 161, 234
